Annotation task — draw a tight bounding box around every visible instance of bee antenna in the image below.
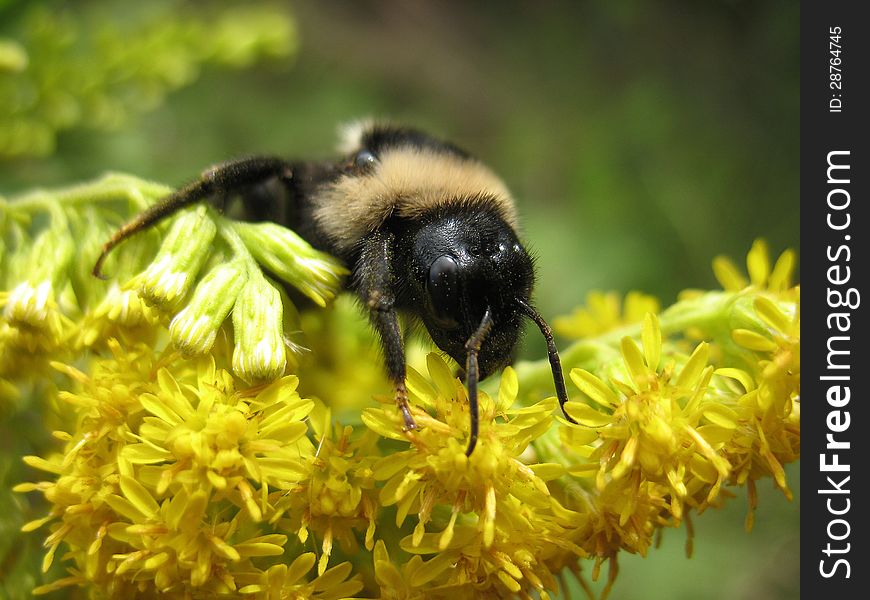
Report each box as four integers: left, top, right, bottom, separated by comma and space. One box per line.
515, 298, 577, 424
464, 306, 494, 456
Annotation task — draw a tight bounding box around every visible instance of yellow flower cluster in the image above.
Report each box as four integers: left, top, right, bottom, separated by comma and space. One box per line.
15, 339, 363, 598
4, 175, 799, 599
554, 290, 660, 339
1, 176, 167, 397
1, 218, 76, 382
546, 241, 800, 571
364, 358, 586, 598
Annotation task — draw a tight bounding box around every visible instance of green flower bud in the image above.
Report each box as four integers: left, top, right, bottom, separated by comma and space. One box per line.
97, 283, 156, 326
169, 261, 247, 356
233, 221, 347, 307
232, 274, 286, 381
135, 206, 216, 308
3, 280, 53, 326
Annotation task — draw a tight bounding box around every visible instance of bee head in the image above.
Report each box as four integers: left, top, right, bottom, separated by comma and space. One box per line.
400, 205, 534, 379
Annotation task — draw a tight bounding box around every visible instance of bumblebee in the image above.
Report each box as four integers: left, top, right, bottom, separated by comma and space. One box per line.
94, 122, 575, 455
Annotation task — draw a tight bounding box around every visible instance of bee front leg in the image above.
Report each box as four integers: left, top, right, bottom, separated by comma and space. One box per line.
355, 230, 417, 432
93, 156, 293, 278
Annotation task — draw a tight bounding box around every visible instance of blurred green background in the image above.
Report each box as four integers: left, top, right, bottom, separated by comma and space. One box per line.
1, 1, 799, 598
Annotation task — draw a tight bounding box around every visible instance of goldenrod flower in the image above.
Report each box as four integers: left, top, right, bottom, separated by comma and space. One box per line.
270, 422, 380, 576
563, 314, 731, 522
76, 282, 160, 348
724, 291, 801, 505
365, 356, 548, 545
395, 524, 569, 599
1, 217, 77, 369
1, 280, 70, 351
363, 355, 586, 596
713, 238, 796, 297
4, 280, 54, 325
1, 280, 75, 380
236, 553, 363, 599
554, 290, 660, 339
732, 292, 800, 415
16, 341, 318, 597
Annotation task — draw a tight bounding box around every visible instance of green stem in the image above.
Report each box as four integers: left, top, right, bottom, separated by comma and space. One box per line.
215, 216, 261, 276
4, 175, 170, 215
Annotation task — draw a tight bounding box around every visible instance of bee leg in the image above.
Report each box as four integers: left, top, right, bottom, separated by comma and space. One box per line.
356, 230, 416, 432
94, 156, 292, 278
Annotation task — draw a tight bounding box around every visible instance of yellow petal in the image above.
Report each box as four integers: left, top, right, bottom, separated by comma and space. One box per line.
689, 454, 719, 483
22, 455, 62, 475
559, 425, 599, 446
746, 239, 770, 286
412, 520, 426, 547
732, 329, 778, 353
256, 421, 308, 444
498, 366, 518, 412
361, 408, 406, 441
569, 369, 618, 408
209, 535, 241, 561
410, 552, 454, 586
696, 424, 735, 446
676, 342, 709, 390
529, 463, 567, 480
714, 368, 756, 393
139, 393, 182, 426
564, 401, 613, 427
372, 452, 412, 481
156, 368, 196, 421
121, 443, 172, 464
713, 256, 748, 291
120, 475, 159, 518
286, 553, 316, 584
497, 570, 522, 593
406, 365, 436, 407
234, 542, 286, 557
374, 559, 405, 590
33, 575, 84, 595
483, 485, 496, 548
438, 510, 459, 550
313, 561, 354, 592
769, 249, 796, 292
104, 494, 148, 522
21, 515, 53, 532
642, 313, 662, 372
612, 436, 638, 480
427, 353, 456, 398
666, 468, 688, 498
754, 296, 791, 334
702, 403, 739, 429
620, 337, 648, 390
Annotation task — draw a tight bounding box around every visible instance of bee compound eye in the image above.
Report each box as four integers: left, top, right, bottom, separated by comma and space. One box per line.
427, 255, 460, 327
354, 149, 378, 169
